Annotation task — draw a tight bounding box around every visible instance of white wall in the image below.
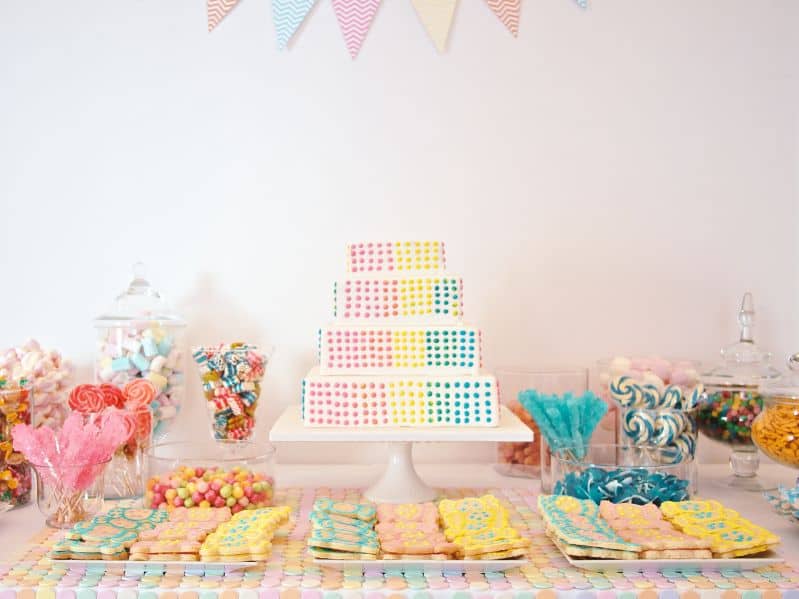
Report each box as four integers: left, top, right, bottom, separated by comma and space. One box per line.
1, 1, 797, 465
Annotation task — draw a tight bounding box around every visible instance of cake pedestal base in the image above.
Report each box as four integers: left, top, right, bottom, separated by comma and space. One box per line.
269, 405, 534, 504
364, 442, 436, 503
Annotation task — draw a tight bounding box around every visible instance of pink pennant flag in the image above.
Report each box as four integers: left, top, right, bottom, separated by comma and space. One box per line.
484, 0, 520, 36
331, 0, 381, 59
208, 0, 242, 32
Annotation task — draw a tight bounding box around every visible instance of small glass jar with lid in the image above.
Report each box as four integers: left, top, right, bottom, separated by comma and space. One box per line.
752, 353, 799, 473
697, 293, 780, 490
94, 263, 186, 442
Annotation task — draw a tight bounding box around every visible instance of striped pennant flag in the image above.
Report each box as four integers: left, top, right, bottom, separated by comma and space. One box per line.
483, 0, 520, 36
208, 0, 242, 31
272, 0, 318, 49
411, 0, 458, 52
331, 0, 381, 59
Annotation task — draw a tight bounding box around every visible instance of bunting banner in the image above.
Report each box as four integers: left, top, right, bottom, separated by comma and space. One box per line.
272, 0, 318, 49
483, 0, 520, 36
411, 0, 458, 52
331, 0, 381, 58
209, 0, 587, 56
207, 0, 242, 31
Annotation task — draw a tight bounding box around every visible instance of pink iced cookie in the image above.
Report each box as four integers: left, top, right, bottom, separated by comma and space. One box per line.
376, 519, 439, 536
376, 502, 439, 526
378, 529, 458, 555
138, 520, 220, 542
169, 507, 232, 522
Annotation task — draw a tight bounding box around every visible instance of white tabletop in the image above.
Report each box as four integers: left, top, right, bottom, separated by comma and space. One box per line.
1, 462, 796, 562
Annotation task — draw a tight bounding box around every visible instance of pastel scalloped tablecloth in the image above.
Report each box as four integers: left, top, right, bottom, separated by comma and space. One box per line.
1, 487, 799, 599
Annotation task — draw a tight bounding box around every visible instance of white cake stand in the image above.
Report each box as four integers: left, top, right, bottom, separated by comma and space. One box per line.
269, 405, 534, 503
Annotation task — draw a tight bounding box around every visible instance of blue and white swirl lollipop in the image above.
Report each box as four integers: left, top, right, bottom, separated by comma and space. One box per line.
681, 384, 704, 411
673, 433, 696, 459
623, 409, 655, 444
660, 385, 682, 409
610, 376, 643, 408
641, 384, 662, 409
654, 411, 686, 447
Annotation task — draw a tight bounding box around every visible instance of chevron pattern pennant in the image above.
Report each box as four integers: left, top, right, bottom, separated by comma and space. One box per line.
411, 0, 458, 52
331, 0, 381, 58
208, 0, 241, 31
272, 0, 318, 49
484, 0, 520, 36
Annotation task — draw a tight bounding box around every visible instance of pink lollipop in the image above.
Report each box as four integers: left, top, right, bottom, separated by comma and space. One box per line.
123, 379, 156, 409
68, 385, 105, 413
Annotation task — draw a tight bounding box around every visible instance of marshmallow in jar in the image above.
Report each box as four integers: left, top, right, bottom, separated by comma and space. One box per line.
94, 263, 186, 439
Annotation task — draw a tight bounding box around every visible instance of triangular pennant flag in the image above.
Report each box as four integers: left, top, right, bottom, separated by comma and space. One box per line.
272, 0, 318, 49
484, 0, 520, 36
331, 0, 381, 59
411, 0, 458, 52
574, 0, 588, 7
208, 0, 241, 32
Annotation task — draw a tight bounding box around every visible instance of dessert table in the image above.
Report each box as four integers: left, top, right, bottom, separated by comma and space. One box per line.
1, 463, 798, 599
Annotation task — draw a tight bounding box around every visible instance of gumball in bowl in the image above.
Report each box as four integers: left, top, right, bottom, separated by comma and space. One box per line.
145, 440, 275, 513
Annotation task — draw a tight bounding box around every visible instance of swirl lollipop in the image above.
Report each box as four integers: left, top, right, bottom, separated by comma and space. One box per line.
654, 411, 686, 447
682, 384, 704, 411
623, 409, 655, 444
123, 379, 157, 410
610, 376, 643, 408
641, 384, 662, 408
661, 385, 682, 409
68, 385, 106, 413
99, 384, 126, 409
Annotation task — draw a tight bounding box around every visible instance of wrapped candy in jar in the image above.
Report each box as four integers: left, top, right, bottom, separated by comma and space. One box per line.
0, 380, 33, 508
192, 344, 272, 442
94, 263, 186, 440
752, 353, 799, 472
698, 293, 781, 491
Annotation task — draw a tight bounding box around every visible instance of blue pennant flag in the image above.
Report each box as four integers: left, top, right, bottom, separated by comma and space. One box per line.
272, 0, 318, 49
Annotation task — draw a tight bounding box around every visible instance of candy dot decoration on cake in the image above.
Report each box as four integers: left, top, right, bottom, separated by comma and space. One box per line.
318, 325, 481, 375
303, 241, 499, 428
346, 241, 447, 273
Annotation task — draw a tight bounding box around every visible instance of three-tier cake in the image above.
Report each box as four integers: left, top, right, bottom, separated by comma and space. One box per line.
301, 241, 499, 427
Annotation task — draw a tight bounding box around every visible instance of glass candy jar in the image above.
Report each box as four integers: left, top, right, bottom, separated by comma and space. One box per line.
752, 353, 799, 473
494, 368, 589, 492
698, 293, 781, 490
0, 381, 33, 509
94, 263, 186, 440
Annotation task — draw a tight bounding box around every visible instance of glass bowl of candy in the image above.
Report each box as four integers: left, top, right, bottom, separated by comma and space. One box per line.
752, 353, 799, 472
598, 356, 702, 463
698, 293, 781, 491
192, 344, 273, 443
494, 368, 589, 480
94, 263, 186, 441
30, 457, 110, 528
145, 440, 275, 513
0, 381, 33, 508
551, 444, 693, 506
